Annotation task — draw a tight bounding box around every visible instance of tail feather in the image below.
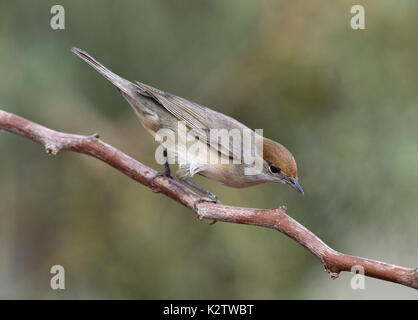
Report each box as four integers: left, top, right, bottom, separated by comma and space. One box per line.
71, 47, 135, 95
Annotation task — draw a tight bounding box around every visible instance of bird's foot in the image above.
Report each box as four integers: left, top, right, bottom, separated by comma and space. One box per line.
181, 179, 221, 203
150, 148, 173, 193
204, 191, 220, 204
149, 169, 173, 193
193, 195, 221, 225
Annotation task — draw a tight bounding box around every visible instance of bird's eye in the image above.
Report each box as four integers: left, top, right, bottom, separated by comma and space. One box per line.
269, 165, 280, 174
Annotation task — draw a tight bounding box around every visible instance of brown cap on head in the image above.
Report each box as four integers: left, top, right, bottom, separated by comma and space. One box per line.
263, 137, 298, 179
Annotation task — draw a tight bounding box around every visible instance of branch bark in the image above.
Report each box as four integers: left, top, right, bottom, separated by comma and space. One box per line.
1, 109, 417, 290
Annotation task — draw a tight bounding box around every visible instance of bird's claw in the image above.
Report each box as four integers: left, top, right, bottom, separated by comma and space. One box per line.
206, 192, 220, 204
149, 170, 173, 193
193, 196, 221, 225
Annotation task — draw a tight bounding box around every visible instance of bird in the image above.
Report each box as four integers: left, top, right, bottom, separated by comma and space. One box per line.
72, 47, 304, 209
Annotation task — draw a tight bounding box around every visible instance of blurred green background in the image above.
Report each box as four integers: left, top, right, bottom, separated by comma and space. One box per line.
0, 0, 417, 299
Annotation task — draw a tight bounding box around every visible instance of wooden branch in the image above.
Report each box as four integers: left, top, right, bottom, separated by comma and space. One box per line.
1, 109, 417, 290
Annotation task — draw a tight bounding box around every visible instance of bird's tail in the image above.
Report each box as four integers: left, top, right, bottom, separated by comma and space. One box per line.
72, 47, 136, 96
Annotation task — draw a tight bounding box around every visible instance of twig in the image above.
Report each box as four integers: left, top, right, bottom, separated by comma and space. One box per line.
0, 109, 417, 290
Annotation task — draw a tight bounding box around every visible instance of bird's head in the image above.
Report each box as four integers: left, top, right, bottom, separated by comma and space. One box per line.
261, 138, 304, 195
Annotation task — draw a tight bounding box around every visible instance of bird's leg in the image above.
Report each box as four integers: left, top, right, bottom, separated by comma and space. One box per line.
182, 179, 220, 203
175, 166, 220, 224
149, 149, 173, 192
181, 179, 221, 225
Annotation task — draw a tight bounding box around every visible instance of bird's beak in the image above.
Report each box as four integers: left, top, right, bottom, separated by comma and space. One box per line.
286, 178, 304, 195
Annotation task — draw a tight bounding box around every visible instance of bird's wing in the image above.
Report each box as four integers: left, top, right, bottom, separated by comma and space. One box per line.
135, 81, 243, 160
